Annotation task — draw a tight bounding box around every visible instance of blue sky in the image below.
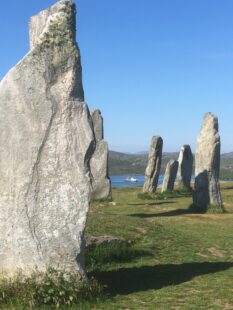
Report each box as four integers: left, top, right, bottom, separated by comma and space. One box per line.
0, 1, 233, 153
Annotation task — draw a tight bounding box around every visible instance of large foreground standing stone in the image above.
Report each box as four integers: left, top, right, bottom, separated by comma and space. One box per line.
90, 110, 111, 200
162, 160, 179, 192
193, 113, 222, 210
177, 145, 193, 190
143, 136, 163, 193
0, 0, 95, 275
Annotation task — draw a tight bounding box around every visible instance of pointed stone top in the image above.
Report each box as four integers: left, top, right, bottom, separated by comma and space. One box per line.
204, 112, 217, 118
91, 109, 104, 141
28, 0, 84, 101
151, 135, 163, 147
202, 112, 219, 131
196, 112, 221, 176
180, 144, 192, 154
198, 112, 220, 151
92, 109, 102, 116
29, 0, 76, 50
182, 144, 191, 148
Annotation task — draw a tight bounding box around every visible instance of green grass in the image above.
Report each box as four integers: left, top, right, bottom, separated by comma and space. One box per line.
138, 189, 192, 201
0, 268, 103, 309
84, 183, 233, 309
85, 242, 152, 271
2, 183, 233, 309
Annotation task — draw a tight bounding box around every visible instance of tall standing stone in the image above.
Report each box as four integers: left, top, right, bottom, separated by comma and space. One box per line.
162, 160, 179, 192
143, 136, 163, 193
193, 112, 222, 210
177, 145, 193, 190
0, 0, 95, 275
90, 110, 111, 200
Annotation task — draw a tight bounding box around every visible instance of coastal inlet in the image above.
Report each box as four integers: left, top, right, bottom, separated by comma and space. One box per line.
110, 175, 164, 188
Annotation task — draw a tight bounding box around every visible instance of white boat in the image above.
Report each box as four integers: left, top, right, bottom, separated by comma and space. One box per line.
125, 176, 138, 182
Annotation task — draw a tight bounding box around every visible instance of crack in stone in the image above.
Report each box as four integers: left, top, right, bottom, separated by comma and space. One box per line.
24, 91, 57, 259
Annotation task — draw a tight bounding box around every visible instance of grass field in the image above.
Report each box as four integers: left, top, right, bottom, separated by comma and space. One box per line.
83, 183, 233, 310
2, 183, 233, 309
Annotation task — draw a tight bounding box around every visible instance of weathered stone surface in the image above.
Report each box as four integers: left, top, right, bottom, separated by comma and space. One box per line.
177, 145, 193, 190
90, 109, 111, 200
91, 109, 103, 142
0, 0, 95, 275
162, 160, 179, 192
90, 139, 111, 200
143, 136, 163, 193
193, 112, 222, 210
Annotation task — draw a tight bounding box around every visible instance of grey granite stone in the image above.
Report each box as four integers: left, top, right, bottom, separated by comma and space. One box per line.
0, 0, 94, 275
162, 160, 179, 192
193, 113, 222, 210
177, 145, 193, 190
143, 136, 163, 193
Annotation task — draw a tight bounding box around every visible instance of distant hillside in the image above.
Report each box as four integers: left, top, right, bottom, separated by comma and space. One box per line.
109, 151, 148, 175
220, 153, 233, 179
109, 150, 233, 179
221, 152, 233, 159
109, 150, 179, 175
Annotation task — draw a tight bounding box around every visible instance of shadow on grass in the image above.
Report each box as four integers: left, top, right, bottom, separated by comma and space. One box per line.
137, 191, 192, 201
222, 186, 233, 191
128, 202, 226, 218
128, 208, 192, 218
127, 201, 176, 207
90, 262, 233, 296
86, 242, 153, 270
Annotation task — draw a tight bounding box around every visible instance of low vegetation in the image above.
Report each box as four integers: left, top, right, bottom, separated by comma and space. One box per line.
2, 183, 233, 309
0, 268, 102, 309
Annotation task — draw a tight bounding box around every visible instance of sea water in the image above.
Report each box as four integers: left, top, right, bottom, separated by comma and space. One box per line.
110, 175, 231, 189
110, 175, 164, 188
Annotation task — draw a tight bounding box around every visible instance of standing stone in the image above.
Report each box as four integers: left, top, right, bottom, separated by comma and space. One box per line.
0, 0, 95, 275
143, 136, 163, 193
162, 160, 179, 192
177, 145, 193, 190
193, 112, 222, 210
90, 110, 111, 200
91, 109, 104, 142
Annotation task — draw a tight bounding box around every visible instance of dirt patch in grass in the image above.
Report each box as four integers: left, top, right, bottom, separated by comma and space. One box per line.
196, 252, 209, 258
135, 227, 148, 235
182, 214, 233, 222
213, 299, 233, 309
208, 247, 225, 258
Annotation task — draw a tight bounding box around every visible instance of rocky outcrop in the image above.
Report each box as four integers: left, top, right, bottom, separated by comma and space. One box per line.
90, 110, 111, 200
0, 0, 95, 275
177, 145, 193, 190
193, 113, 222, 210
143, 136, 163, 193
162, 160, 179, 192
